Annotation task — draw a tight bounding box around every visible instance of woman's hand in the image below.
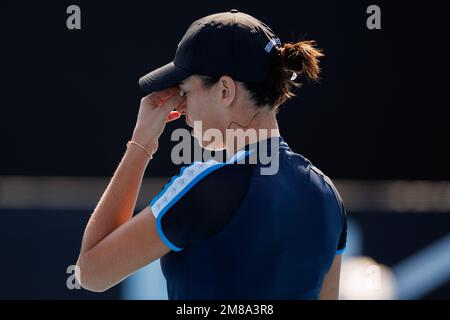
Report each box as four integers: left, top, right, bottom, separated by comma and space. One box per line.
131, 87, 185, 155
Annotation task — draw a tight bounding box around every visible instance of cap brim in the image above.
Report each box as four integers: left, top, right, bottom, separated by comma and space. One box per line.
138, 61, 192, 94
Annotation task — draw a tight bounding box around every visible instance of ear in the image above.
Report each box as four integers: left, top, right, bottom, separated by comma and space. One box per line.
218, 75, 236, 106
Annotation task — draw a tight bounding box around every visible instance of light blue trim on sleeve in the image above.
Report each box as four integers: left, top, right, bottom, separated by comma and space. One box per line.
149, 164, 191, 207
150, 149, 253, 251
156, 221, 183, 251
336, 245, 346, 255
154, 162, 228, 251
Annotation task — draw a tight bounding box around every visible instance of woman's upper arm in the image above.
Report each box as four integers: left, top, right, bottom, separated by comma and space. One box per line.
319, 254, 342, 300
76, 206, 171, 292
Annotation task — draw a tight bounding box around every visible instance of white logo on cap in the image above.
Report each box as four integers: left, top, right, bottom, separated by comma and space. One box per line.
264, 38, 281, 53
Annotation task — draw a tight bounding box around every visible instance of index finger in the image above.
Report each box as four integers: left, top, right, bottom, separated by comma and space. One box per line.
142, 87, 180, 107
153, 87, 180, 104
159, 90, 185, 112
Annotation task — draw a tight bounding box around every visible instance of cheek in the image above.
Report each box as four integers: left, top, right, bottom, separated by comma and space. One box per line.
187, 93, 224, 130
198, 103, 222, 130
187, 95, 207, 119
185, 96, 201, 120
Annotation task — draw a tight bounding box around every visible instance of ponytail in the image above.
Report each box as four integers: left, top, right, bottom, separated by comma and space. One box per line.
265, 39, 324, 109
280, 40, 323, 82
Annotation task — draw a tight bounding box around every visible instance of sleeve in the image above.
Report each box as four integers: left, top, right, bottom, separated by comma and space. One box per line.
149, 152, 254, 252
328, 179, 347, 255
336, 202, 347, 255
312, 165, 348, 255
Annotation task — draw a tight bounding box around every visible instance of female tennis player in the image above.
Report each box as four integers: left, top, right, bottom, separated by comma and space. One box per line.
75, 10, 347, 299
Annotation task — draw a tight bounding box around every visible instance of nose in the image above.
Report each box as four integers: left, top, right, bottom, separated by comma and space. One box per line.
176, 98, 187, 115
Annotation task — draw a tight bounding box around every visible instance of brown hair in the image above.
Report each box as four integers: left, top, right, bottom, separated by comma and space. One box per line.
201, 40, 324, 110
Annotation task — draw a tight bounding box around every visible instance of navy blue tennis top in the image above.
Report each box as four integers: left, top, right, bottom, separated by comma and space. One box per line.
149, 136, 347, 299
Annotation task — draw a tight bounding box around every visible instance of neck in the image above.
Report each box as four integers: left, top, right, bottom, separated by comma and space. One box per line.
225, 108, 280, 157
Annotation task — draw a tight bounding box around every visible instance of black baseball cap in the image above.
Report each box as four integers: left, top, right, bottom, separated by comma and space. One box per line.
139, 9, 282, 94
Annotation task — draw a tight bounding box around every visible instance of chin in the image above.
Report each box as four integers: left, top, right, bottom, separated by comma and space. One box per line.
193, 135, 225, 151
203, 143, 226, 152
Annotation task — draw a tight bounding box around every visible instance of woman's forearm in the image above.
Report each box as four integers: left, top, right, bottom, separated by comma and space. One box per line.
78, 144, 151, 255
77, 87, 183, 258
